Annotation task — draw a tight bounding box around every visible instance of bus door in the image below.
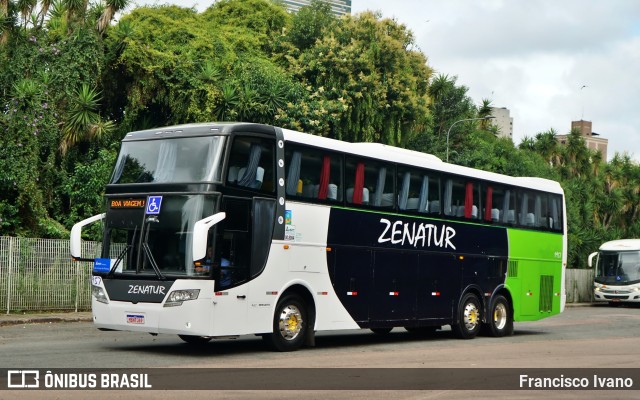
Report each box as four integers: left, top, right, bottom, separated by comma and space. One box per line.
370, 251, 418, 323
416, 253, 459, 320
215, 196, 276, 331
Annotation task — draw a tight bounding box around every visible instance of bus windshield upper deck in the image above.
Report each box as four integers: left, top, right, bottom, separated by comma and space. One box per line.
111, 136, 225, 184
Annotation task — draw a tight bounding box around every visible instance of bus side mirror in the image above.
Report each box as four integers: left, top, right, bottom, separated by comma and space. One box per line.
70, 213, 105, 261
587, 252, 598, 268
192, 212, 226, 261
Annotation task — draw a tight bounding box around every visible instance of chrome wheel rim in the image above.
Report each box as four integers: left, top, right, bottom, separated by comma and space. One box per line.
278, 305, 303, 341
493, 302, 507, 330
463, 302, 480, 331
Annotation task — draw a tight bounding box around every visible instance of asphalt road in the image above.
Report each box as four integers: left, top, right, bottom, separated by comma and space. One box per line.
1, 304, 639, 399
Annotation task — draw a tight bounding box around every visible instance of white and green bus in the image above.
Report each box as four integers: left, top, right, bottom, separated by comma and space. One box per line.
590, 239, 640, 304
71, 122, 567, 351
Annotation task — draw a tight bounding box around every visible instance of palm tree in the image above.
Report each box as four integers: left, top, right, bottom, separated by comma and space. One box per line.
477, 98, 493, 130
16, 0, 36, 28
96, 0, 128, 34
533, 129, 560, 166
60, 84, 113, 154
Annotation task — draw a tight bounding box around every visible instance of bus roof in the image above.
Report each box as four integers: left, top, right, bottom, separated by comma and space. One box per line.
599, 239, 640, 252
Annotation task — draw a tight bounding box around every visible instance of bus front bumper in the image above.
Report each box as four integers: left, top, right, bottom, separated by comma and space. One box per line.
594, 288, 640, 303
92, 298, 213, 336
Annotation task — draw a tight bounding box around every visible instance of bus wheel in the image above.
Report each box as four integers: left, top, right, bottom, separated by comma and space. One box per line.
486, 295, 513, 337
178, 335, 212, 345
263, 294, 308, 352
453, 293, 482, 339
370, 327, 393, 334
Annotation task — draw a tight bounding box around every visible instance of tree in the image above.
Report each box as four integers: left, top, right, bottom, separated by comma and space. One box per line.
60, 83, 114, 154
477, 98, 493, 130
285, 11, 432, 145
97, 0, 129, 34
428, 74, 475, 137
285, 0, 336, 51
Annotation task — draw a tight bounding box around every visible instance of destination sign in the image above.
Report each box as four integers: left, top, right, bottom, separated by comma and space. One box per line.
110, 199, 146, 209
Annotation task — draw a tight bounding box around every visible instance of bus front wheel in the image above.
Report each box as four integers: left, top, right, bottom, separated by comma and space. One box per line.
263, 294, 308, 352
485, 295, 513, 337
453, 293, 482, 339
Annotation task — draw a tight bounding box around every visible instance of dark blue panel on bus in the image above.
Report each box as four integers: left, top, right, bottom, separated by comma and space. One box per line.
327, 208, 508, 327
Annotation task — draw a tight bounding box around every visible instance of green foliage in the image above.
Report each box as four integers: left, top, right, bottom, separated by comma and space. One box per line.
201, 0, 290, 54
285, 0, 336, 51
103, 6, 235, 128
62, 147, 116, 240
284, 11, 432, 145
429, 74, 476, 137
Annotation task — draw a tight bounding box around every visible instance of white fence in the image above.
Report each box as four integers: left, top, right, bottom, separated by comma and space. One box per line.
1, 236, 596, 313
0, 237, 99, 314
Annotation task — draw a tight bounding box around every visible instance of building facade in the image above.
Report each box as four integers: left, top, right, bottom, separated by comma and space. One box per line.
556, 120, 608, 160
281, 0, 352, 16
490, 107, 513, 140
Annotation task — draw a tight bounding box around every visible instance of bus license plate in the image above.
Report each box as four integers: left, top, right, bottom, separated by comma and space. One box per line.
126, 314, 145, 324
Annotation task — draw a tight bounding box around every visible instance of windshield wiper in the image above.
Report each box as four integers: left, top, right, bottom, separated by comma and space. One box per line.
107, 244, 131, 278
142, 243, 166, 280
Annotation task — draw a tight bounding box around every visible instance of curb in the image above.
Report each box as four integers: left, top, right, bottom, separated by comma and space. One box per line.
0, 315, 92, 327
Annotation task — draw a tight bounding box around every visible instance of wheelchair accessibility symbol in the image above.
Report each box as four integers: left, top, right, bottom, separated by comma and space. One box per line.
146, 196, 163, 215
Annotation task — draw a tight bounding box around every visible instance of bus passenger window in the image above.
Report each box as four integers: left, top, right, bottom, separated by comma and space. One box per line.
285, 146, 342, 202
484, 185, 495, 222
346, 159, 368, 205
346, 158, 393, 208
549, 194, 563, 231
519, 190, 544, 227
534, 194, 548, 228
368, 162, 394, 208
444, 177, 470, 217
227, 137, 274, 192
397, 168, 438, 213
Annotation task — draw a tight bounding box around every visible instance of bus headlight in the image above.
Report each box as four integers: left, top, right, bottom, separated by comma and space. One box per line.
164, 289, 200, 307
92, 285, 109, 304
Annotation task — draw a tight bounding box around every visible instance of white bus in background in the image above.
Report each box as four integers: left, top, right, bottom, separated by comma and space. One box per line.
589, 239, 640, 304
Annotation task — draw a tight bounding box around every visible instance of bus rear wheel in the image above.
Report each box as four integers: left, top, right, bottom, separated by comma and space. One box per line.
485, 295, 513, 337
453, 293, 482, 339
263, 294, 308, 352
178, 335, 212, 345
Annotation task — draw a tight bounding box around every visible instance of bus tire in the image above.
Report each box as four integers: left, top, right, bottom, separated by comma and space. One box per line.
263, 294, 308, 352
370, 327, 393, 334
486, 295, 513, 337
178, 335, 212, 345
453, 293, 482, 339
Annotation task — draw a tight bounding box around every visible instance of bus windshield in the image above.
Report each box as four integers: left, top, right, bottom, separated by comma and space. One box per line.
110, 136, 226, 184
104, 194, 218, 277
596, 251, 640, 284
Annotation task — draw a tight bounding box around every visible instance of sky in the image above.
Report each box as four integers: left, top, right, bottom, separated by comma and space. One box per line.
128, 0, 640, 161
